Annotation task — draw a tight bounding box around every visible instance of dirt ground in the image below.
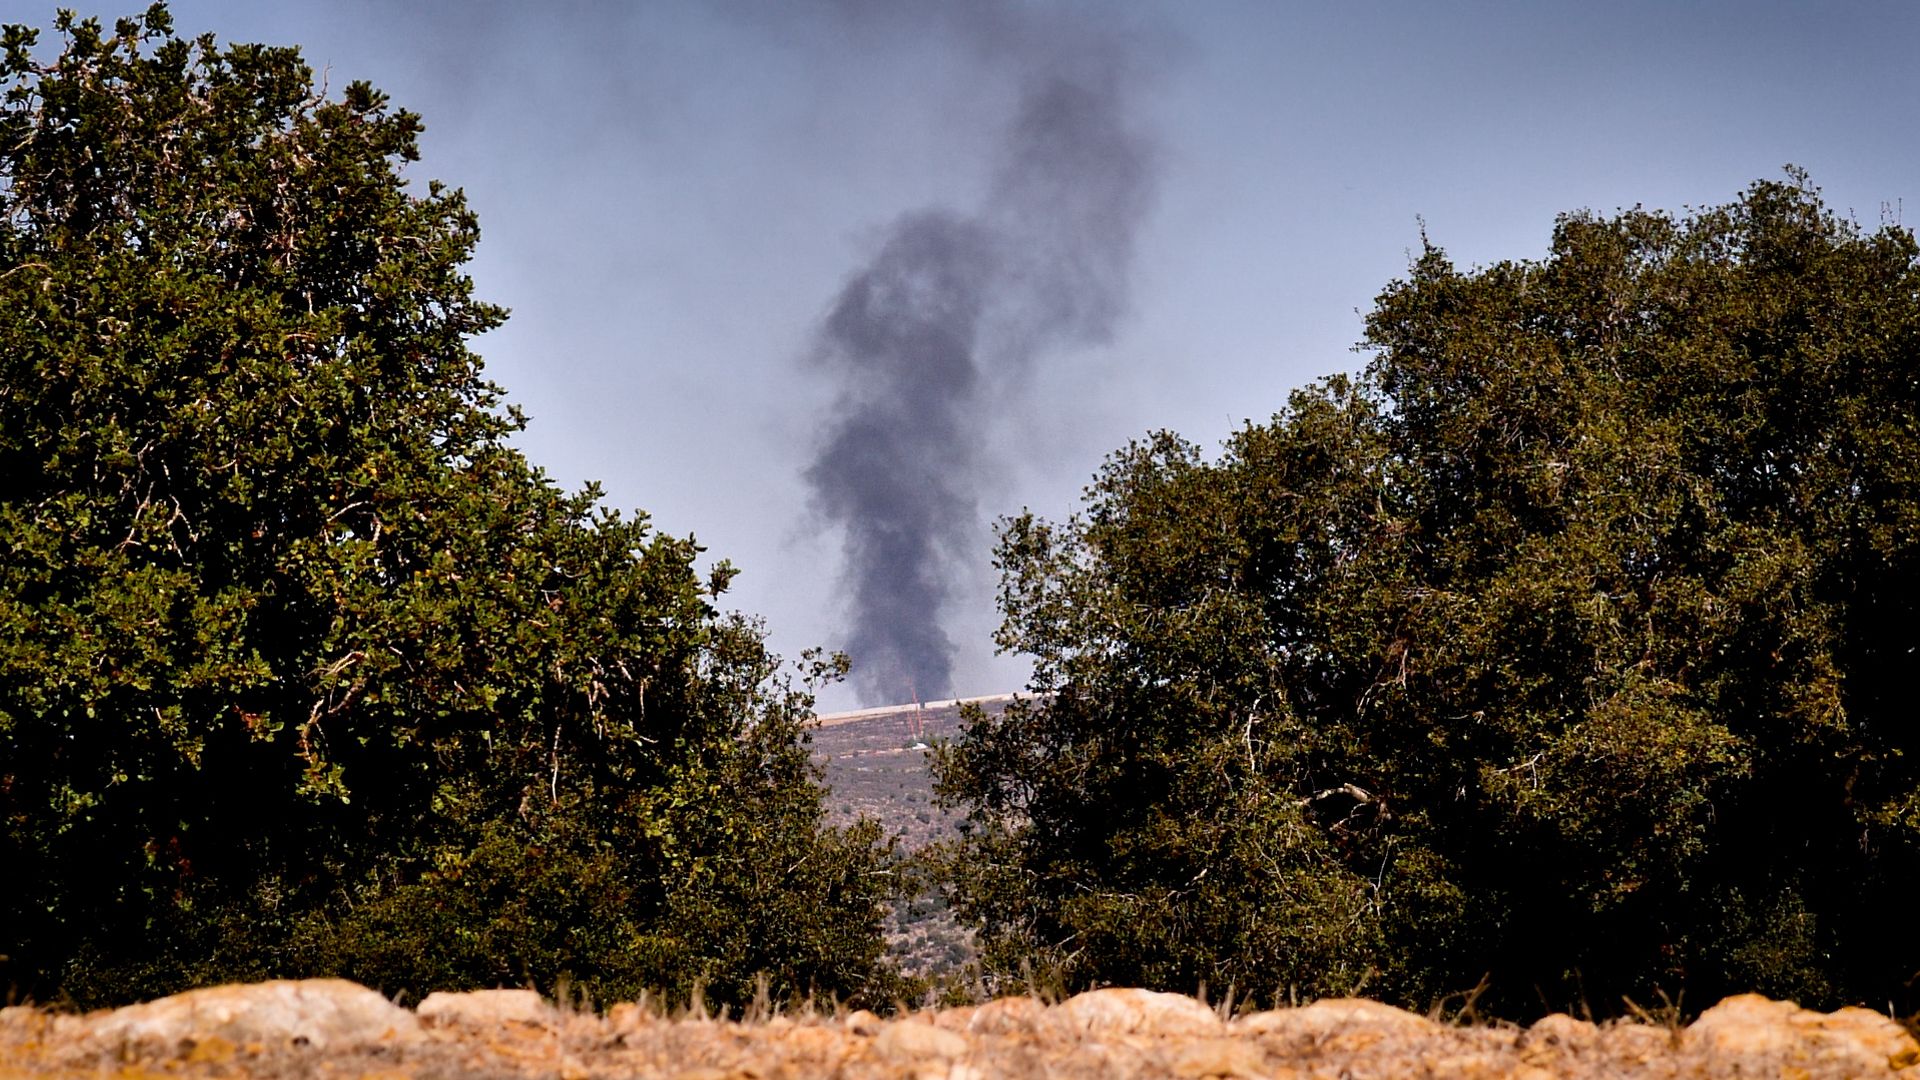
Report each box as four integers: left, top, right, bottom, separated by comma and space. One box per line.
4, 981, 1916, 1080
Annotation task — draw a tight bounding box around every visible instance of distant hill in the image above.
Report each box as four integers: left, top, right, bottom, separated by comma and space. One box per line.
809, 695, 1018, 980
810, 695, 1014, 850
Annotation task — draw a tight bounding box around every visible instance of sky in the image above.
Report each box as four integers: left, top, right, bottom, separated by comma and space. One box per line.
32, 0, 1920, 709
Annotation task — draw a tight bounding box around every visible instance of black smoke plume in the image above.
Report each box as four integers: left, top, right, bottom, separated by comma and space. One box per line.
805, 8, 1158, 705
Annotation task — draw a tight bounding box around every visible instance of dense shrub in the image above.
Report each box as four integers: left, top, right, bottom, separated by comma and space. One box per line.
935, 172, 1920, 1018
0, 6, 893, 1008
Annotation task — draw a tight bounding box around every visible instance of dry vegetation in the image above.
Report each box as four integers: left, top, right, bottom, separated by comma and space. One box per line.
4, 981, 1917, 1080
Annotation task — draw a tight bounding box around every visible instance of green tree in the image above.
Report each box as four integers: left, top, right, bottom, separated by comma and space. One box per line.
0, 6, 893, 1008
934, 172, 1920, 1017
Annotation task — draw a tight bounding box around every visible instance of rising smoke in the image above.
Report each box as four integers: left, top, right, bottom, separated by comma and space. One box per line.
804, 4, 1159, 704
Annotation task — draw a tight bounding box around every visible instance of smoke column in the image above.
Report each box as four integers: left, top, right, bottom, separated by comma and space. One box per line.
804, 5, 1159, 704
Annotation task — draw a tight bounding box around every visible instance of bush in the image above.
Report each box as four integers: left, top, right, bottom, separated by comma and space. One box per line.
934, 172, 1920, 1018
0, 6, 893, 1008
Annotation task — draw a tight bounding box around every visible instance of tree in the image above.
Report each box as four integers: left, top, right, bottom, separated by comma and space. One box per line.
0, 6, 894, 1007
933, 172, 1920, 1017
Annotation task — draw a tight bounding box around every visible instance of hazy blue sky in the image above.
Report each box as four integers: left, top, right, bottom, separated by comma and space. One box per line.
48, 0, 1920, 708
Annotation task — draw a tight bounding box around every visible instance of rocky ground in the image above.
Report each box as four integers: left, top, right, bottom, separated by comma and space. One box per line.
5, 979, 1917, 1079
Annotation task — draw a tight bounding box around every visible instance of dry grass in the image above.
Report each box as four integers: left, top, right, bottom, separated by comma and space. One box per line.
6, 986, 1916, 1080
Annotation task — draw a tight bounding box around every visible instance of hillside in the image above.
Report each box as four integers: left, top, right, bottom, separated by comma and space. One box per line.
812, 696, 1013, 848
810, 695, 1016, 982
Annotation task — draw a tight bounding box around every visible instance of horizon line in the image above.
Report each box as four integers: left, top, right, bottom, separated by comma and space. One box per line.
813, 691, 1025, 728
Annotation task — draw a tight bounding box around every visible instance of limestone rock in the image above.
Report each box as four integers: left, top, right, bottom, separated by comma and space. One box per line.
85, 978, 417, 1052
417, 988, 556, 1027
1169, 1036, 1269, 1078
672, 1068, 753, 1080
2, 1005, 47, 1034
2, 1004, 88, 1044
16, 979, 1920, 1079
1601, 1022, 1677, 1064
1524, 1012, 1599, 1050
1234, 997, 1434, 1040
963, 995, 1048, 1035
768, 1023, 849, 1058
928, 1005, 976, 1032
1684, 993, 1920, 1073
1686, 995, 1799, 1056
1056, 988, 1222, 1037
1822, 1006, 1920, 1071
605, 1000, 655, 1034
873, 1018, 971, 1061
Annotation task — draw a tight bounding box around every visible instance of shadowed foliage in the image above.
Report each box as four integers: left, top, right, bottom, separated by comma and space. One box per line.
934, 171, 1920, 1018
0, 6, 893, 1008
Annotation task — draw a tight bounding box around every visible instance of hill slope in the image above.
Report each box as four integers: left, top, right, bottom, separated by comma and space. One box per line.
810, 696, 1016, 981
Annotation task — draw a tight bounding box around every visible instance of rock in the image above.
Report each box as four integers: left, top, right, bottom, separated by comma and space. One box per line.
672, 1068, 751, 1080
84, 978, 417, 1052
1419, 1049, 1512, 1077
963, 995, 1048, 1035
17, 979, 1919, 1080
0, 1004, 80, 1039
1519, 1012, 1603, 1072
1822, 1006, 1920, 1071
769, 1024, 849, 1058
1685, 994, 1798, 1056
1169, 1036, 1269, 1078
1056, 988, 1222, 1037
1234, 997, 1434, 1040
606, 1001, 654, 1034
416, 988, 555, 1027
1600, 1022, 1675, 1064
1524, 1012, 1599, 1050
928, 1005, 976, 1031
873, 1018, 971, 1061
1684, 993, 1920, 1073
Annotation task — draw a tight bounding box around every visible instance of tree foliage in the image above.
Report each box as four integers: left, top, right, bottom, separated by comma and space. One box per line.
0, 6, 893, 1008
934, 172, 1920, 1017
